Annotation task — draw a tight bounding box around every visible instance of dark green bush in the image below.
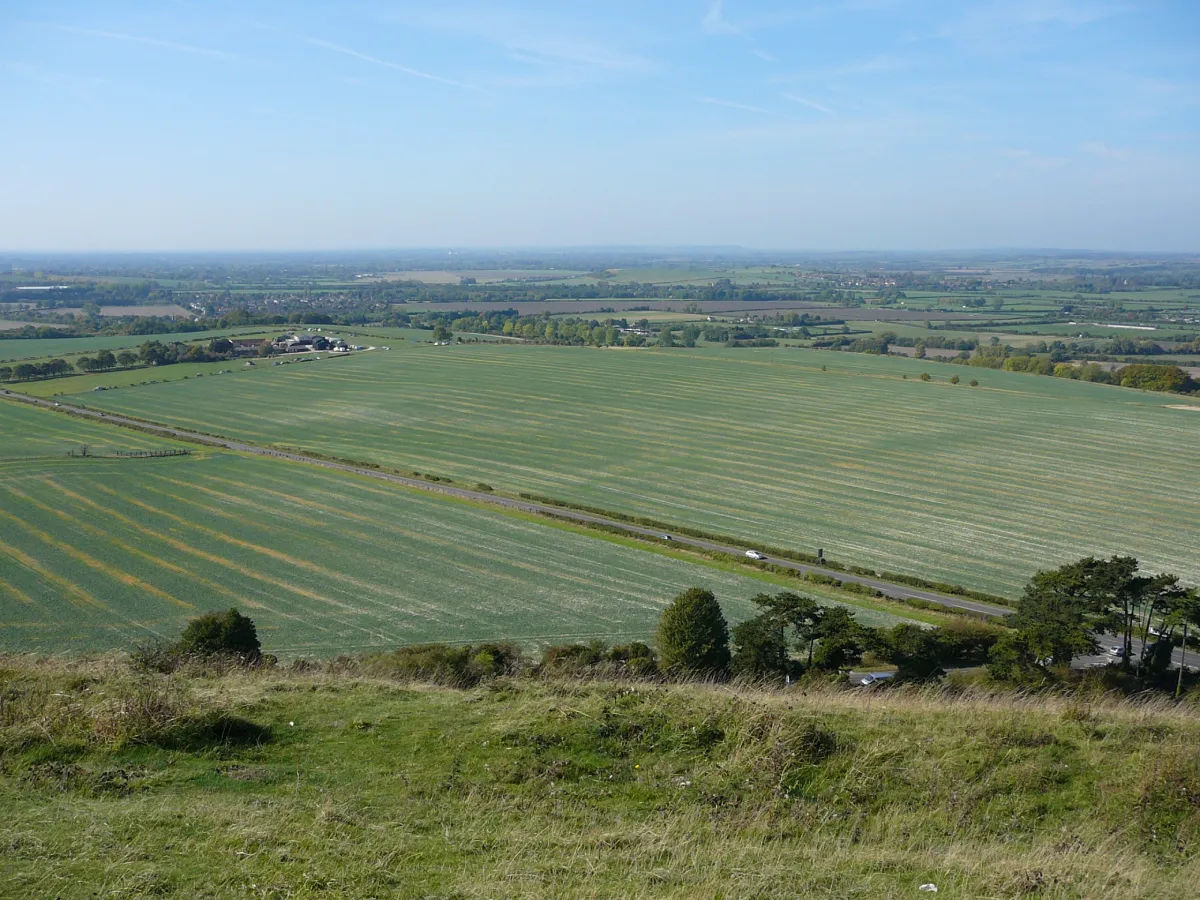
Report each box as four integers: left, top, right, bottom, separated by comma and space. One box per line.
131, 608, 261, 673
175, 608, 261, 660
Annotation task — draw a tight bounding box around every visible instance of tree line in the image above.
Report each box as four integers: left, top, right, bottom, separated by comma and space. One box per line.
0, 339, 246, 384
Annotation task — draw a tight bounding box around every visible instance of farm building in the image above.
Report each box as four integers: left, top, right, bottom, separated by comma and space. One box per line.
272, 334, 348, 353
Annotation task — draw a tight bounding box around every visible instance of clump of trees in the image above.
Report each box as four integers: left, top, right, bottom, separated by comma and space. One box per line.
989, 556, 1199, 695
654, 587, 1001, 685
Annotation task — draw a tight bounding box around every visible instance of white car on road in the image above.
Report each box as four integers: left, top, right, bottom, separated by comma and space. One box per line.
745, 550, 766, 560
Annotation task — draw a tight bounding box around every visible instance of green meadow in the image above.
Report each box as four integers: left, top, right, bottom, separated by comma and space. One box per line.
64, 343, 1200, 596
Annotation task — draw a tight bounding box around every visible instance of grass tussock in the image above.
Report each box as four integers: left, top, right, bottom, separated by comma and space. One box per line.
1, 653, 1199, 898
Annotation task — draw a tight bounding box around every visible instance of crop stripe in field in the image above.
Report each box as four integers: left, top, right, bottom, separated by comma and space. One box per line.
179, 472, 540, 593
86, 483, 355, 618
188, 470, 539, 584
0, 493, 185, 609
77, 482, 332, 628
208, 468, 689, 596
85, 482, 421, 643
0, 533, 103, 610
33, 476, 269, 612
8, 480, 197, 610
134, 475, 485, 611
0, 572, 37, 606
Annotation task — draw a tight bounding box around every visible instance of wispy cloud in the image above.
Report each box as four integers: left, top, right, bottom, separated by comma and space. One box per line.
781, 92, 834, 115
1000, 147, 1068, 169
1006, 0, 1132, 27
702, 1, 744, 36
927, 1, 1133, 47
698, 96, 784, 117
38, 23, 234, 59
768, 55, 904, 84
409, 11, 650, 76
4, 61, 107, 99
303, 37, 477, 90
749, 48, 778, 62
1081, 140, 1131, 161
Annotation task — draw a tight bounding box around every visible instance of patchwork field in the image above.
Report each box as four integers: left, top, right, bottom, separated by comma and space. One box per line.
63, 344, 1200, 596
0, 403, 913, 655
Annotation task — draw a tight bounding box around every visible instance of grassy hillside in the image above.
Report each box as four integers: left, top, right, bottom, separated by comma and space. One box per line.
69, 343, 1200, 595
0, 403, 918, 655
3, 656, 1198, 899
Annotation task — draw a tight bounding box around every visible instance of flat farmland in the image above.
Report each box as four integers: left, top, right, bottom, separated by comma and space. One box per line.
70, 345, 1200, 596
1, 404, 909, 654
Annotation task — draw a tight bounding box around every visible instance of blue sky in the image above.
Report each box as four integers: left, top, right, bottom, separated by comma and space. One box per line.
4, 1, 1198, 251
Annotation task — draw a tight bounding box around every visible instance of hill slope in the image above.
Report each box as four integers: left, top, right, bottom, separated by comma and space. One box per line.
3, 657, 1198, 898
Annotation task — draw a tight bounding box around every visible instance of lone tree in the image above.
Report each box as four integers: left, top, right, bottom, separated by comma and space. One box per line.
174, 607, 261, 661
655, 588, 730, 675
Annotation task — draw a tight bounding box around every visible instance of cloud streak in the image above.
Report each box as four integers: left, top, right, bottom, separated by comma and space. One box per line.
781, 92, 834, 115
303, 37, 477, 90
39, 24, 235, 59
698, 96, 783, 117
401, 11, 651, 76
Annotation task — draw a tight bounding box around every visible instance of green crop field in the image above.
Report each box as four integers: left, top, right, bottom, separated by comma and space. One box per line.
0, 402, 914, 655
63, 344, 1200, 596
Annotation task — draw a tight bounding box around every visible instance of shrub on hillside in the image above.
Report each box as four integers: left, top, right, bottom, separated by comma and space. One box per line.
363, 642, 525, 687
175, 608, 261, 660
540, 640, 658, 677
131, 608, 262, 673
655, 588, 731, 676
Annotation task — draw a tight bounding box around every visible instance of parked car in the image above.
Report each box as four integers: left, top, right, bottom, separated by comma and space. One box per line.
745, 550, 766, 560
859, 673, 895, 686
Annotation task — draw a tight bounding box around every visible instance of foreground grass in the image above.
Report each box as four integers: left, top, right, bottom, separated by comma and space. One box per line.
2, 657, 1198, 898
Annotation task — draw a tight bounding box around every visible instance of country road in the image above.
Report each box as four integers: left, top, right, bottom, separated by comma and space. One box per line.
4, 389, 1014, 618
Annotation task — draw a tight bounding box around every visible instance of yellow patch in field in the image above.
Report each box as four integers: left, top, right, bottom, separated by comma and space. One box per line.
0, 533, 101, 609
0, 497, 183, 608
0, 577, 36, 606
89, 483, 363, 617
